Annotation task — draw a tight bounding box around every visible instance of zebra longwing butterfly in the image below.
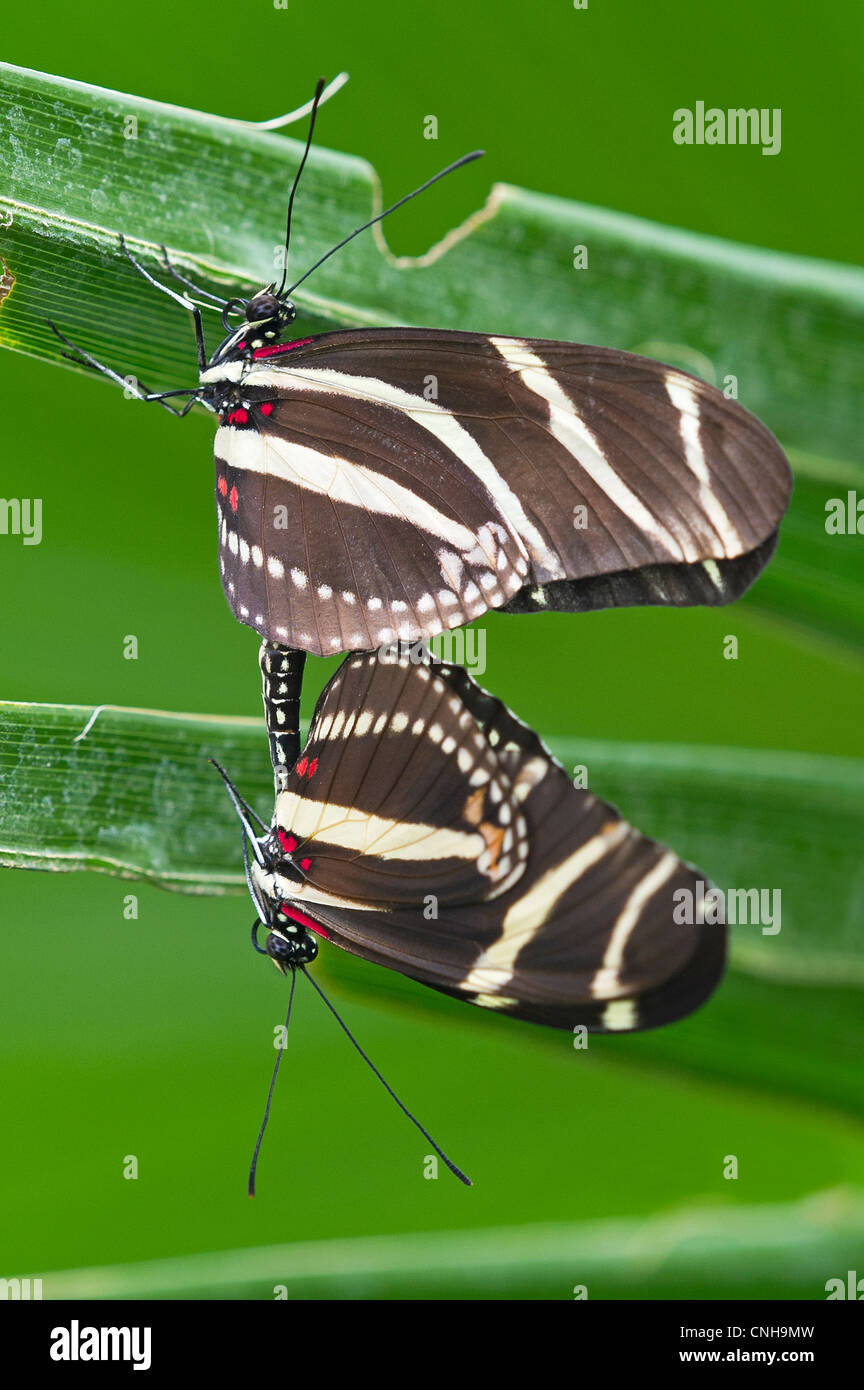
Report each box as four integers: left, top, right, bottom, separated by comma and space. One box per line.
218, 640, 724, 1189
50, 82, 792, 658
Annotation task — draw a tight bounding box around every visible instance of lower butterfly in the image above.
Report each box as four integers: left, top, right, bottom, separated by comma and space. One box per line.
217, 640, 724, 1190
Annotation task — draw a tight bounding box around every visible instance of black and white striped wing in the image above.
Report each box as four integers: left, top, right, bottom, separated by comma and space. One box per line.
267, 653, 531, 908
268, 651, 725, 1033
213, 329, 791, 655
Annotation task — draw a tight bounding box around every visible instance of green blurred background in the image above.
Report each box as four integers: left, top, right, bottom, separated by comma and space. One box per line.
1, 0, 862, 1299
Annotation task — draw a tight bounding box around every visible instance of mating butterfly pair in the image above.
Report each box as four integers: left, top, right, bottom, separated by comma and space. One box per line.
49, 78, 791, 1186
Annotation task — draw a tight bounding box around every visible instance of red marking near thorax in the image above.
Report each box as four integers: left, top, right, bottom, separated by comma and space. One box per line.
277, 829, 297, 854
260, 402, 273, 415
253, 338, 315, 359
280, 903, 329, 938
229, 485, 238, 513
227, 407, 248, 425
217, 476, 228, 497
296, 757, 308, 777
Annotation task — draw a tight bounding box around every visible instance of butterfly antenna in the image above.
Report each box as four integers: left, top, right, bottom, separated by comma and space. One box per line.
285, 150, 485, 296
277, 77, 327, 296
248, 969, 297, 1197
299, 966, 472, 1186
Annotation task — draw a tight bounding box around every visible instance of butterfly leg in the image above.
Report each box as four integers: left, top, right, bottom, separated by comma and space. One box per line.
259, 641, 307, 791
118, 234, 207, 371
157, 245, 231, 309
45, 320, 201, 416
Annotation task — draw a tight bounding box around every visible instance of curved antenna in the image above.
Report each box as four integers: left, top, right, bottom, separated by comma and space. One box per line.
250, 920, 269, 954
220, 297, 247, 333
277, 77, 327, 296
285, 150, 485, 297
248, 970, 297, 1197
300, 966, 472, 1186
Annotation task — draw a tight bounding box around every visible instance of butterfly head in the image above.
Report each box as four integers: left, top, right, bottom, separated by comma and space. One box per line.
255, 911, 320, 973
203, 287, 298, 370
210, 759, 320, 973
244, 288, 296, 335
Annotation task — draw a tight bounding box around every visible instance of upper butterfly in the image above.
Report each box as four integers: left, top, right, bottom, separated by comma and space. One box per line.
49, 82, 792, 658
204, 322, 791, 656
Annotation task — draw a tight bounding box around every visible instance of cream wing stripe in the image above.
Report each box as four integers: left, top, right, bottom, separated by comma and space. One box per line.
665, 375, 744, 557
590, 850, 679, 1000
601, 999, 638, 1031
268, 871, 379, 914
460, 820, 631, 996
490, 338, 689, 561
217, 428, 476, 552
241, 363, 555, 573
274, 791, 484, 861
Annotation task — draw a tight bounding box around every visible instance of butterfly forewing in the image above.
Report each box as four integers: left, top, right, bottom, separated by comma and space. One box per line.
264, 650, 725, 1033
214, 380, 527, 654
209, 329, 792, 655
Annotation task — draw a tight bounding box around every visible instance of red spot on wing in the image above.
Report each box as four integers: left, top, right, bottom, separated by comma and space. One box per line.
217, 476, 228, 497
300, 858, 312, 872
253, 338, 315, 359
307, 758, 318, 777
280, 903, 329, 939
296, 757, 308, 777
229, 485, 238, 513
277, 829, 298, 854
238, 341, 246, 351
228, 407, 248, 425
260, 402, 273, 416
